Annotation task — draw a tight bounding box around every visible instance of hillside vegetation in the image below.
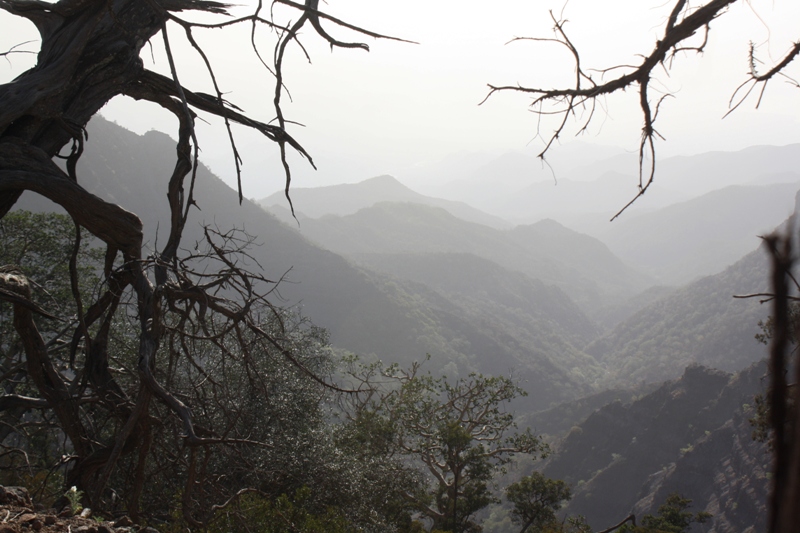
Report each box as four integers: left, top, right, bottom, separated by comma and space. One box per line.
587, 247, 770, 385
542, 362, 768, 532
297, 202, 653, 315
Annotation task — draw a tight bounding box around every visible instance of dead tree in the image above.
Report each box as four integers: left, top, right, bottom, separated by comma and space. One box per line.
762, 231, 800, 533
0, 0, 404, 522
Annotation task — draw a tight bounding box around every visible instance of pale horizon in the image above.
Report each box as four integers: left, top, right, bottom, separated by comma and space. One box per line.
2, 0, 799, 199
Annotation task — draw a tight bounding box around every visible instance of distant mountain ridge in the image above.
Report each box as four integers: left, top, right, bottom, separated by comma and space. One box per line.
295, 201, 653, 316
259, 174, 512, 229
415, 143, 800, 228
597, 182, 800, 285
14, 117, 605, 409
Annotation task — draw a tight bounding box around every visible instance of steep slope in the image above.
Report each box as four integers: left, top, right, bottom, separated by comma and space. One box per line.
631, 410, 768, 533
508, 219, 653, 301
599, 182, 800, 284
341, 268, 602, 406
259, 174, 511, 229
587, 245, 770, 385
299, 202, 653, 314
14, 117, 601, 408
542, 362, 768, 531
353, 252, 600, 349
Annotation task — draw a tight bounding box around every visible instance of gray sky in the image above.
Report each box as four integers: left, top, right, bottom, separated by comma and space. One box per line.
2, 0, 799, 198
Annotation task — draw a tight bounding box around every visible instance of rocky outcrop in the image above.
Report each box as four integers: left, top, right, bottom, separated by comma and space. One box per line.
541, 361, 768, 531
632, 410, 768, 533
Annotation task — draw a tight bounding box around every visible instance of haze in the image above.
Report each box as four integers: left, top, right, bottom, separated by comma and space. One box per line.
2, 0, 799, 200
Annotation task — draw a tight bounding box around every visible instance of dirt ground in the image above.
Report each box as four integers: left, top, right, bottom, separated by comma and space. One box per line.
0, 487, 157, 533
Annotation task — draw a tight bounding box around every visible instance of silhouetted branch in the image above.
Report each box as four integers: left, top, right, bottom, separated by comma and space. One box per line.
727, 42, 800, 116
596, 514, 636, 533
484, 0, 799, 219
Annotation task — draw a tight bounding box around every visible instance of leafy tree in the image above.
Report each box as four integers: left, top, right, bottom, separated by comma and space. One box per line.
0, 214, 409, 530
345, 360, 547, 533
506, 472, 571, 533
619, 494, 711, 533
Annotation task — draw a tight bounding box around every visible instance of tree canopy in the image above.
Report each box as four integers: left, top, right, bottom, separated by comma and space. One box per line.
343, 360, 547, 533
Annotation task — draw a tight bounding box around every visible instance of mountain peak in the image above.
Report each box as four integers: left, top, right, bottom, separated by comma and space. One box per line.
361, 174, 403, 186
259, 174, 511, 229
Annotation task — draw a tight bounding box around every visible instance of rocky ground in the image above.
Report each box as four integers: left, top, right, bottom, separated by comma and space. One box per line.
0, 486, 158, 533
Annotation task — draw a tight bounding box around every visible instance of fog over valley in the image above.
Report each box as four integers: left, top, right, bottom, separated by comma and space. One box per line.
1, 0, 799, 531
12, 116, 793, 531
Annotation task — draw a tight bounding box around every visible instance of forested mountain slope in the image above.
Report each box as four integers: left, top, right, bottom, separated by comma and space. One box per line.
353, 252, 601, 349
587, 245, 770, 385
298, 202, 653, 314
542, 362, 768, 532
15, 117, 601, 408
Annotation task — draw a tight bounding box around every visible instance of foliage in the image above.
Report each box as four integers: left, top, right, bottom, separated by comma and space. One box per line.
344, 359, 547, 533
186, 488, 354, 533
0, 213, 400, 530
619, 494, 711, 533
750, 390, 775, 445
506, 472, 571, 533
65, 486, 84, 515
755, 302, 800, 346
749, 301, 798, 445
0, 211, 104, 499
0, 210, 103, 345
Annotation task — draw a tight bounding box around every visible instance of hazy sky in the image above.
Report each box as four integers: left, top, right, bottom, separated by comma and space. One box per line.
2, 0, 799, 198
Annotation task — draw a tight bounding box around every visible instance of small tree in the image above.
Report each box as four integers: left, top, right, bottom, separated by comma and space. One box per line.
619, 493, 711, 533
506, 472, 572, 533
345, 360, 547, 533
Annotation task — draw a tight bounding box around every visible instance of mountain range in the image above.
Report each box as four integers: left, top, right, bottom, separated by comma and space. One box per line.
16, 117, 783, 403
15, 117, 608, 408
260, 174, 511, 229
271, 201, 653, 316
410, 143, 800, 224
260, 158, 799, 290
13, 117, 791, 532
